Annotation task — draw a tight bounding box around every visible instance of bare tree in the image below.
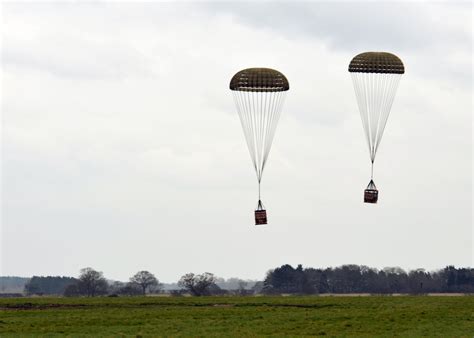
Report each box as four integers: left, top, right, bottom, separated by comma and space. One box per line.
238, 280, 248, 295
130, 271, 160, 295
78, 267, 108, 297
178, 272, 216, 296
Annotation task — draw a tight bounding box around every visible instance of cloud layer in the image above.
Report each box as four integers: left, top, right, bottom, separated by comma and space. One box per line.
1, 2, 472, 281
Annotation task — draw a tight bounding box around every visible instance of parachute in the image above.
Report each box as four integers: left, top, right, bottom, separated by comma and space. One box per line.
348, 52, 404, 203
230, 68, 289, 225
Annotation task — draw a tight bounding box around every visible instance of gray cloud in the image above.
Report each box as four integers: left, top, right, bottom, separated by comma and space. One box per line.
3, 37, 153, 80
203, 2, 473, 87
202, 2, 471, 51
1, 2, 471, 282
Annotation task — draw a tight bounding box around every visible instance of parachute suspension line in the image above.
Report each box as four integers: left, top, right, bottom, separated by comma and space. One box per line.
371, 161, 374, 180
263, 91, 286, 172
376, 73, 390, 141
351, 72, 401, 163
235, 90, 257, 174
264, 90, 278, 164
374, 74, 401, 155
262, 90, 269, 172
238, 90, 253, 167
233, 92, 250, 156
254, 90, 262, 182
247, 90, 258, 176
262, 91, 276, 171
351, 73, 372, 159
233, 89, 285, 186
262, 91, 272, 173
261, 90, 283, 176
369, 72, 375, 158
252, 91, 262, 181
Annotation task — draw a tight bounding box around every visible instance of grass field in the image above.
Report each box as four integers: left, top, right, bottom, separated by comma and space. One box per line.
0, 295, 473, 336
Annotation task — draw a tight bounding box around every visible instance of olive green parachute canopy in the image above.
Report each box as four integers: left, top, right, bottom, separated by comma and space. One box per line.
348, 52, 405, 74
230, 68, 289, 92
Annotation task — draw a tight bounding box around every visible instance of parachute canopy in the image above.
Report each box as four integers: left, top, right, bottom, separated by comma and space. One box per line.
349, 52, 405, 74
230, 68, 289, 92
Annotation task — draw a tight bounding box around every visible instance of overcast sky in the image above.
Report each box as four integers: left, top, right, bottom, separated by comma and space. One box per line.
1, 2, 472, 282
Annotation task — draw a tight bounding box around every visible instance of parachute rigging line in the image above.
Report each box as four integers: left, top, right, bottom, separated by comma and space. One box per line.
232, 90, 286, 183
351, 72, 401, 163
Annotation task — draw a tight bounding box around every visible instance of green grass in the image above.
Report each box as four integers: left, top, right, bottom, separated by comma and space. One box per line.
0, 295, 473, 336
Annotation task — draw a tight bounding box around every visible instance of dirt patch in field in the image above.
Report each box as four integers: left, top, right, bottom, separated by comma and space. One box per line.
233, 303, 337, 310
318, 293, 470, 297
0, 303, 88, 311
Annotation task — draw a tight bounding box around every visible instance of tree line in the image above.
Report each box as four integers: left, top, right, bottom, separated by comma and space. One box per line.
22, 265, 473, 297
262, 265, 474, 294
24, 268, 224, 297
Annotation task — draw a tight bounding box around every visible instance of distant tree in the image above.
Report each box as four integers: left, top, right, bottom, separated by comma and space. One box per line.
360, 268, 382, 293
64, 283, 82, 297
216, 277, 243, 290
439, 266, 474, 292
263, 264, 305, 294
301, 268, 324, 294
24, 281, 42, 295
443, 266, 457, 291
107, 281, 143, 296
208, 283, 226, 295
0, 277, 30, 294
382, 267, 408, 293
77, 267, 108, 297
214, 277, 255, 294
130, 271, 160, 295
329, 265, 364, 293
458, 268, 474, 292
118, 283, 142, 296
251, 281, 264, 294
178, 272, 216, 296
257, 264, 473, 295
24, 276, 77, 296
408, 269, 430, 294
237, 280, 248, 295
108, 281, 125, 295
